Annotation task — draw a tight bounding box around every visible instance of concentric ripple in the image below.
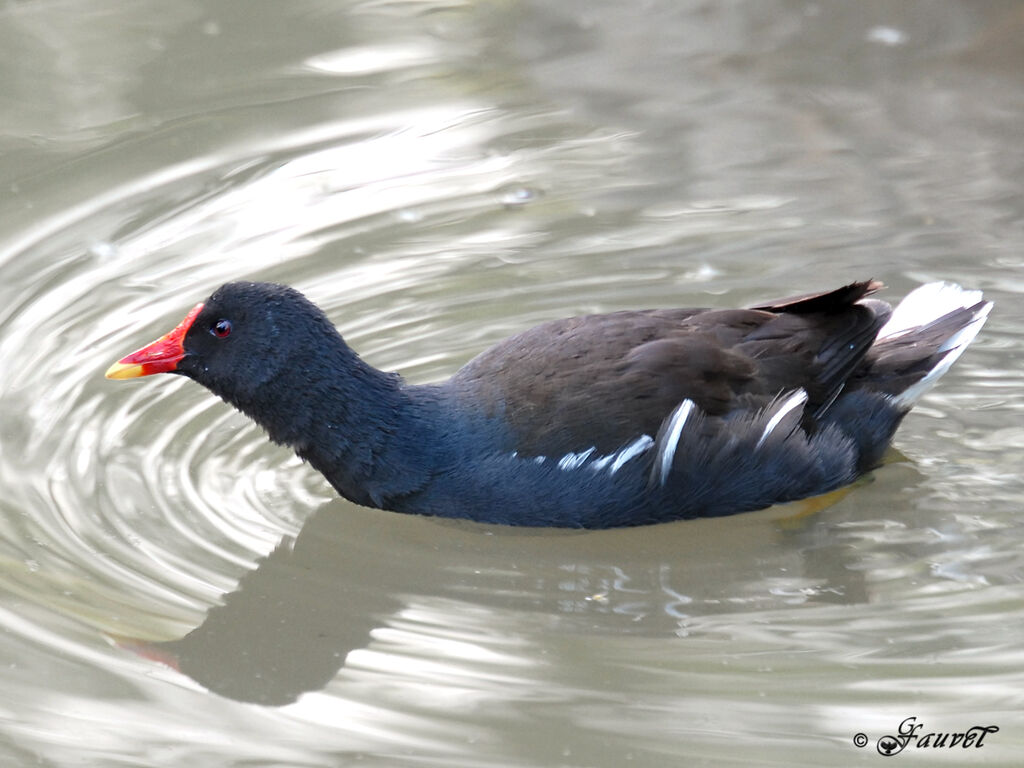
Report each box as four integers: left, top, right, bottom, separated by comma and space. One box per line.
0, 101, 630, 640
2, 74, 766, 654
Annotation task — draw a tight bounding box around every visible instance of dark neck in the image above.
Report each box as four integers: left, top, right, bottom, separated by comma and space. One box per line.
230, 339, 439, 509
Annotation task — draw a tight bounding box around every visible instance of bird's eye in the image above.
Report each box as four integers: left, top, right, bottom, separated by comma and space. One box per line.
211, 319, 232, 338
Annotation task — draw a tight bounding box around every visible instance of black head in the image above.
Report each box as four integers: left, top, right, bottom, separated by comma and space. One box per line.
106, 281, 342, 404
107, 281, 413, 503
178, 282, 332, 397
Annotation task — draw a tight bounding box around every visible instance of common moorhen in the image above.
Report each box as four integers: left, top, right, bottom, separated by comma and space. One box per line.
106, 279, 991, 528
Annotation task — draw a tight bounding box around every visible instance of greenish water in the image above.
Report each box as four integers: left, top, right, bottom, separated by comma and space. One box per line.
1, 1, 1023, 765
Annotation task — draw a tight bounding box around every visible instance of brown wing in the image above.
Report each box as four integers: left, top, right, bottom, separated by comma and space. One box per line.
451, 281, 888, 456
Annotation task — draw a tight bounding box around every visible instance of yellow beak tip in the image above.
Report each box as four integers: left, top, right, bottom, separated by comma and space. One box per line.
104, 361, 144, 380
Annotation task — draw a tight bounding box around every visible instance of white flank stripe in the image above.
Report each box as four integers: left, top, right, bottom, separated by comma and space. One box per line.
654, 400, 695, 487
756, 389, 808, 450
558, 447, 595, 471
878, 282, 984, 339
609, 434, 655, 474
556, 437, 655, 474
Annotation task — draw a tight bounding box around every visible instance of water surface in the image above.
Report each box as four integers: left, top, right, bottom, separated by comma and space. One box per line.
1, 1, 1023, 765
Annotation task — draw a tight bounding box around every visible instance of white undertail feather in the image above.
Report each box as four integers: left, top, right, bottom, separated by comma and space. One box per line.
877, 282, 992, 407
878, 282, 984, 339
756, 389, 809, 450
653, 399, 695, 487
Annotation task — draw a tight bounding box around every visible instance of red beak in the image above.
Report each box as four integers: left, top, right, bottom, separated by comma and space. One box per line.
105, 303, 204, 379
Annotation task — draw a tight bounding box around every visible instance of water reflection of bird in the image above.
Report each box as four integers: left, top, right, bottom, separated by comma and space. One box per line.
112, 495, 870, 705
107, 280, 990, 528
